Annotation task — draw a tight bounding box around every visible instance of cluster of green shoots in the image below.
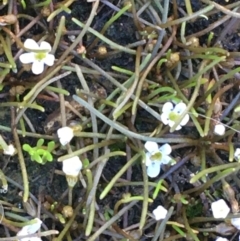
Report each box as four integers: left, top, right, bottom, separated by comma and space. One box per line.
22, 139, 55, 164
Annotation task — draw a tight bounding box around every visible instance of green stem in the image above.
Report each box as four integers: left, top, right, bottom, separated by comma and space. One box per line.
55, 202, 82, 241
100, 153, 141, 199
159, 4, 214, 28
0, 169, 7, 191
73, 95, 198, 144
12, 128, 29, 202
0, 135, 9, 150
190, 162, 239, 183
72, 18, 136, 55
58, 140, 116, 162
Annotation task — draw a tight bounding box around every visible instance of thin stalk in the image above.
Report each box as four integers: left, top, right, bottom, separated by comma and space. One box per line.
190, 162, 239, 183
75, 65, 99, 160
151, 207, 174, 241
170, 57, 225, 132
12, 126, 29, 202
88, 3, 132, 51
193, 168, 237, 196
0, 169, 7, 191
72, 18, 136, 55
73, 95, 197, 144
139, 150, 149, 231
52, 16, 65, 54
85, 198, 95, 236
182, 207, 200, 241
100, 153, 141, 199
58, 140, 116, 162
55, 202, 82, 241
87, 201, 137, 241
159, 4, 214, 28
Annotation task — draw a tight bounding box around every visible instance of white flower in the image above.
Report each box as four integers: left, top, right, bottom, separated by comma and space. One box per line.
152, 205, 168, 220
211, 199, 230, 219
215, 237, 229, 241
144, 141, 172, 178
214, 124, 225, 136
62, 156, 82, 176
17, 218, 42, 241
57, 127, 74, 146
231, 217, 240, 230
161, 102, 189, 130
19, 39, 55, 75
3, 144, 15, 156
234, 148, 240, 162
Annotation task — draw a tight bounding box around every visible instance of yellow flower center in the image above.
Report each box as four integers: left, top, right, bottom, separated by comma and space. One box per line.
169, 111, 179, 121
150, 151, 162, 161
34, 52, 47, 61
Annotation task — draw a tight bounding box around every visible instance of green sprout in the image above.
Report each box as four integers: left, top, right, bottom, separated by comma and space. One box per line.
22, 139, 55, 164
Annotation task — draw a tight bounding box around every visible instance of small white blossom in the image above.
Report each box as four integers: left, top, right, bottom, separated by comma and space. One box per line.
161, 102, 189, 130
152, 205, 168, 220
231, 217, 240, 230
215, 237, 229, 241
211, 199, 230, 219
57, 127, 74, 146
62, 156, 82, 176
19, 39, 55, 75
3, 144, 15, 156
17, 218, 42, 241
234, 148, 240, 162
144, 141, 172, 178
214, 124, 225, 136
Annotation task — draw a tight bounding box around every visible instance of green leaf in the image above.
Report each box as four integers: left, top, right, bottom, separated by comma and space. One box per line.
32, 153, 42, 164
45, 152, 53, 162
22, 144, 32, 152
36, 139, 44, 148
47, 141, 55, 152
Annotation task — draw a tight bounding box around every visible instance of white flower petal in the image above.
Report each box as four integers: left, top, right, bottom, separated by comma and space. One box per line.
162, 102, 173, 114
43, 54, 55, 66
167, 119, 182, 130
57, 127, 74, 146
173, 102, 187, 114
17, 218, 42, 236
62, 156, 82, 176
231, 217, 240, 230
214, 124, 225, 136
3, 144, 15, 156
145, 152, 152, 166
180, 114, 189, 126
152, 205, 168, 220
161, 155, 172, 165
211, 199, 230, 219
159, 144, 171, 156
147, 161, 161, 178
234, 148, 240, 161
24, 39, 39, 50
215, 237, 229, 241
39, 41, 51, 51
19, 53, 35, 64
161, 113, 170, 125
144, 141, 159, 153
32, 61, 44, 75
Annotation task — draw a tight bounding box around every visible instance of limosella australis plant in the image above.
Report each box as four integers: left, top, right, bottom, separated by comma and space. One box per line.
2, 0, 240, 240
